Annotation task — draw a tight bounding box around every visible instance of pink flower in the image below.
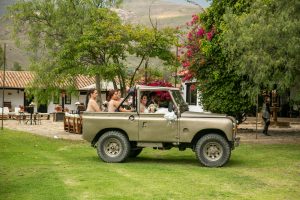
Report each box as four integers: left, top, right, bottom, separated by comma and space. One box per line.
187, 50, 192, 57
190, 84, 196, 91
196, 28, 205, 37
188, 32, 193, 40
182, 60, 190, 68
182, 73, 193, 81
191, 14, 199, 24
206, 31, 214, 41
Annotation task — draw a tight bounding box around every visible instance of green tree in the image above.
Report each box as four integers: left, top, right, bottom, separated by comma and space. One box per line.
128, 25, 177, 87
58, 8, 131, 104
222, 0, 300, 99
179, 0, 253, 118
6, 0, 123, 104
13, 62, 22, 71
7, 0, 176, 104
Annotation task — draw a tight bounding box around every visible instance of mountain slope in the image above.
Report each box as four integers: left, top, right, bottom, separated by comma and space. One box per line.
0, 0, 203, 70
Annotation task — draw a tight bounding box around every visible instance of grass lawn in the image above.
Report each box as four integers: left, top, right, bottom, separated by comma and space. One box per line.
0, 129, 299, 200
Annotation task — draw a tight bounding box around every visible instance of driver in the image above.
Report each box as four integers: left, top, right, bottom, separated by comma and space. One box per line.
140, 94, 148, 113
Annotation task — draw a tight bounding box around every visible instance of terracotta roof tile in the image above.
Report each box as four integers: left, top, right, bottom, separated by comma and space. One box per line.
0, 71, 95, 90
75, 75, 95, 89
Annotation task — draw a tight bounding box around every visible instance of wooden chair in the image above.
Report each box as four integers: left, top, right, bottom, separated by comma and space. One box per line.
75, 117, 82, 134
64, 116, 69, 131
67, 116, 75, 133
34, 113, 42, 125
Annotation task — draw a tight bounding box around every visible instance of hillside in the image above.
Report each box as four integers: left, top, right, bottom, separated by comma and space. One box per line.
120, 0, 203, 28
0, 0, 203, 70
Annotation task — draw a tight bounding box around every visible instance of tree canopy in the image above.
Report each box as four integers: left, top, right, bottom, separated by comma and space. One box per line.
179, 0, 299, 118
222, 0, 300, 98
6, 0, 177, 104
179, 0, 253, 118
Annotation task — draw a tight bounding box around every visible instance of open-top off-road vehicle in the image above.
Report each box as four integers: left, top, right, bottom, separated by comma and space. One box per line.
82, 85, 240, 167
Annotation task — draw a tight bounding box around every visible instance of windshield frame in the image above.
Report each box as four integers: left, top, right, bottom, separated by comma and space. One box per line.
171, 90, 189, 113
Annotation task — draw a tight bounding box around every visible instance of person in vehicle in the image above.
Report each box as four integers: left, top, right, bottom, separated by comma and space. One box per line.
86, 88, 101, 112
107, 89, 132, 112
140, 94, 148, 113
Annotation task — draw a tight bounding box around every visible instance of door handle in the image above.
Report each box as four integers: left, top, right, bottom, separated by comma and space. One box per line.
129, 115, 135, 121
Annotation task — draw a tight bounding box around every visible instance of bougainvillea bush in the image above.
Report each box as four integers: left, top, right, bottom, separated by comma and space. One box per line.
178, 1, 254, 118
145, 80, 173, 106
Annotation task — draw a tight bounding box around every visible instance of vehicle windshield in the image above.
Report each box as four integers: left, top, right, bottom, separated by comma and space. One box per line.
171, 90, 189, 112
117, 89, 136, 112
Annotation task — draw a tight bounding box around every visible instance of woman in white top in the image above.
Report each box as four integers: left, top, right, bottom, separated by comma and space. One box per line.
140, 94, 148, 113
86, 89, 101, 112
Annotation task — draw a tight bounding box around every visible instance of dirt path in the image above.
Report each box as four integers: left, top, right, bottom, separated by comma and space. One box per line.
2, 119, 300, 144
237, 124, 300, 144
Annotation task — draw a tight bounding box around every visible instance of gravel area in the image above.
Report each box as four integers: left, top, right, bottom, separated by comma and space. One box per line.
2, 119, 82, 141
2, 118, 300, 144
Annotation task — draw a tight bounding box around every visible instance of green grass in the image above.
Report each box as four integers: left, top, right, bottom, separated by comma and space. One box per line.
0, 129, 299, 200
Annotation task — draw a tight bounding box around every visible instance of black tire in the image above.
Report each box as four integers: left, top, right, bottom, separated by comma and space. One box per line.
129, 148, 143, 158
195, 134, 231, 167
96, 131, 130, 163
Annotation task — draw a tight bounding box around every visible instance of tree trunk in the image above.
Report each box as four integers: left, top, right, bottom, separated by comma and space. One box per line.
112, 78, 118, 90
113, 57, 126, 97
129, 55, 146, 88
144, 57, 149, 84
117, 66, 126, 97
95, 74, 103, 109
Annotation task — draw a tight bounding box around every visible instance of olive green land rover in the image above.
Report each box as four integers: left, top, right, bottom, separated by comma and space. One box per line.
82, 85, 240, 167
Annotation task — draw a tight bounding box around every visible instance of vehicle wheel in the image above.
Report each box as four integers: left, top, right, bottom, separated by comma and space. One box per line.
97, 131, 130, 163
195, 134, 231, 167
129, 148, 143, 158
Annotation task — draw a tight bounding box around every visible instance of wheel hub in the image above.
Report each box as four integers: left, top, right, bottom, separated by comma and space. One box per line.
104, 138, 121, 157
204, 142, 223, 161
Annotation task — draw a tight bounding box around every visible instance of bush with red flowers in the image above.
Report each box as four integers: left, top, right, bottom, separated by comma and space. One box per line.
145, 80, 173, 104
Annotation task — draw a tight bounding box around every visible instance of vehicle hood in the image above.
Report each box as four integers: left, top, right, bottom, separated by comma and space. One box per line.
181, 111, 227, 118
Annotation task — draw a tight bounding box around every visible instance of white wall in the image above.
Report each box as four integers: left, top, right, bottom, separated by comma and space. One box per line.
47, 92, 107, 113
0, 89, 24, 111
0, 89, 108, 113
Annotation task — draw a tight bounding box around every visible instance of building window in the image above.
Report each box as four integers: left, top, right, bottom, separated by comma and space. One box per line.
65, 94, 71, 104
186, 83, 197, 105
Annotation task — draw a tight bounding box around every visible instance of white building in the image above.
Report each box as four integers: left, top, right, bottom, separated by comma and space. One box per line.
177, 69, 204, 112
0, 71, 113, 113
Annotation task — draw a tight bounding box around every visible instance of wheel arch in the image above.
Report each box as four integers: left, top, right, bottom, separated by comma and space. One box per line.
91, 128, 128, 147
191, 129, 229, 150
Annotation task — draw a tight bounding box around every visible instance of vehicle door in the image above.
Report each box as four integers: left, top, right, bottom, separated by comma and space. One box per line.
116, 90, 139, 140
137, 90, 179, 142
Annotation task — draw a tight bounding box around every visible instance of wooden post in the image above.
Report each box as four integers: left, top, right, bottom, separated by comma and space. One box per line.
1, 43, 6, 130
256, 94, 258, 139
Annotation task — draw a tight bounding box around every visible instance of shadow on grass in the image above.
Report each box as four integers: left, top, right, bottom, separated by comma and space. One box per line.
78, 153, 245, 168
128, 156, 199, 166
